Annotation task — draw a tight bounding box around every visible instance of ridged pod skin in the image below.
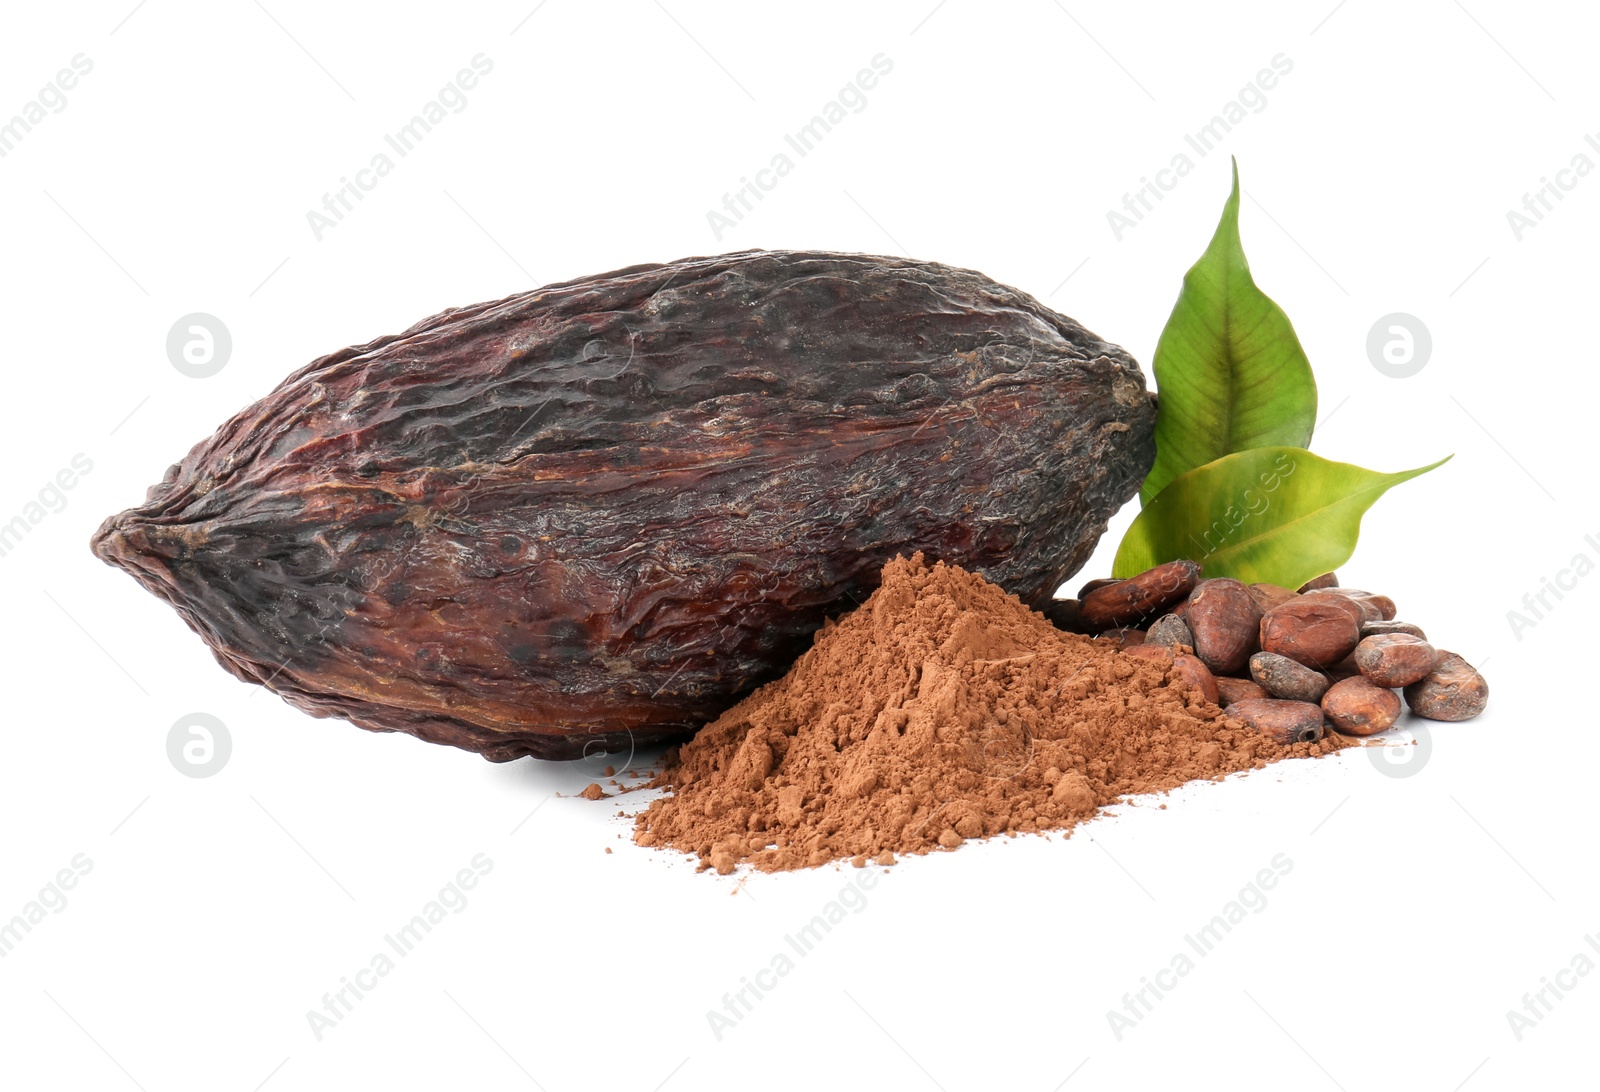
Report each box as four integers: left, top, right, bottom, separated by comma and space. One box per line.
92, 250, 1155, 759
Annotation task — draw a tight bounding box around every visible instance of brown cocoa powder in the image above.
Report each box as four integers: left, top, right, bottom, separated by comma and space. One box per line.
633, 555, 1346, 873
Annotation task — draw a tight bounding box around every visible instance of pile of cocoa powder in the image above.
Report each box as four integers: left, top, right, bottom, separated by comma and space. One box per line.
633, 554, 1345, 873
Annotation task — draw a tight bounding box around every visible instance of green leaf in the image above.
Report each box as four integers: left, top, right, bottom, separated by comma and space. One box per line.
1141, 159, 1318, 505
1114, 447, 1451, 588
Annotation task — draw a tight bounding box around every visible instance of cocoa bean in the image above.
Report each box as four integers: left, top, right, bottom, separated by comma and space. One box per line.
1353, 634, 1438, 688
1259, 599, 1361, 669
1320, 676, 1401, 736
1326, 653, 1362, 682
1339, 591, 1397, 621
1301, 588, 1380, 625
1094, 627, 1146, 647
1247, 583, 1299, 613
1403, 652, 1489, 721
1185, 578, 1261, 676
1122, 644, 1174, 667
1145, 613, 1194, 652
1357, 593, 1397, 622
1077, 576, 1121, 599
1078, 560, 1202, 631
1298, 572, 1339, 592
1170, 653, 1219, 705
1215, 677, 1270, 707
1227, 698, 1325, 744
1308, 588, 1398, 623
1248, 651, 1330, 703
1043, 598, 1094, 635
1360, 619, 1427, 640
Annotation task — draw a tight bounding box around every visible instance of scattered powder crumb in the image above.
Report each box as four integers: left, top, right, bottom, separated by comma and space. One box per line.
578, 783, 607, 801
605, 847, 612, 854
603, 766, 615, 777
634, 554, 1346, 874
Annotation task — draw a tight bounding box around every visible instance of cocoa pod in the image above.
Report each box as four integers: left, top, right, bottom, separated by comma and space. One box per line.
1353, 633, 1438, 688
1360, 619, 1427, 640
1298, 572, 1339, 592
90, 250, 1155, 760
1185, 577, 1260, 676
1321, 676, 1401, 736
1145, 613, 1193, 652
1248, 651, 1330, 703
1403, 652, 1489, 721
1078, 559, 1201, 631
1170, 653, 1220, 705
1228, 698, 1325, 744
1259, 599, 1361, 670
1215, 677, 1271, 707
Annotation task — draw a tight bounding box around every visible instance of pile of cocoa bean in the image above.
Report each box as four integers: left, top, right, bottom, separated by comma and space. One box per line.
1044, 561, 1489, 744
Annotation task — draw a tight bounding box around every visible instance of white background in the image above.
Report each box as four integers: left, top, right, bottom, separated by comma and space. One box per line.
0, 2, 1593, 1089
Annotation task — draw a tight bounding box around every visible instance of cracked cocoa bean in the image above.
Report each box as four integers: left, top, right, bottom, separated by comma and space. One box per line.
1403, 651, 1489, 721
1320, 676, 1401, 736
1078, 559, 1201, 631
1185, 578, 1261, 676
1353, 633, 1438, 688
1259, 599, 1361, 669
1227, 698, 1325, 744
1249, 651, 1330, 703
